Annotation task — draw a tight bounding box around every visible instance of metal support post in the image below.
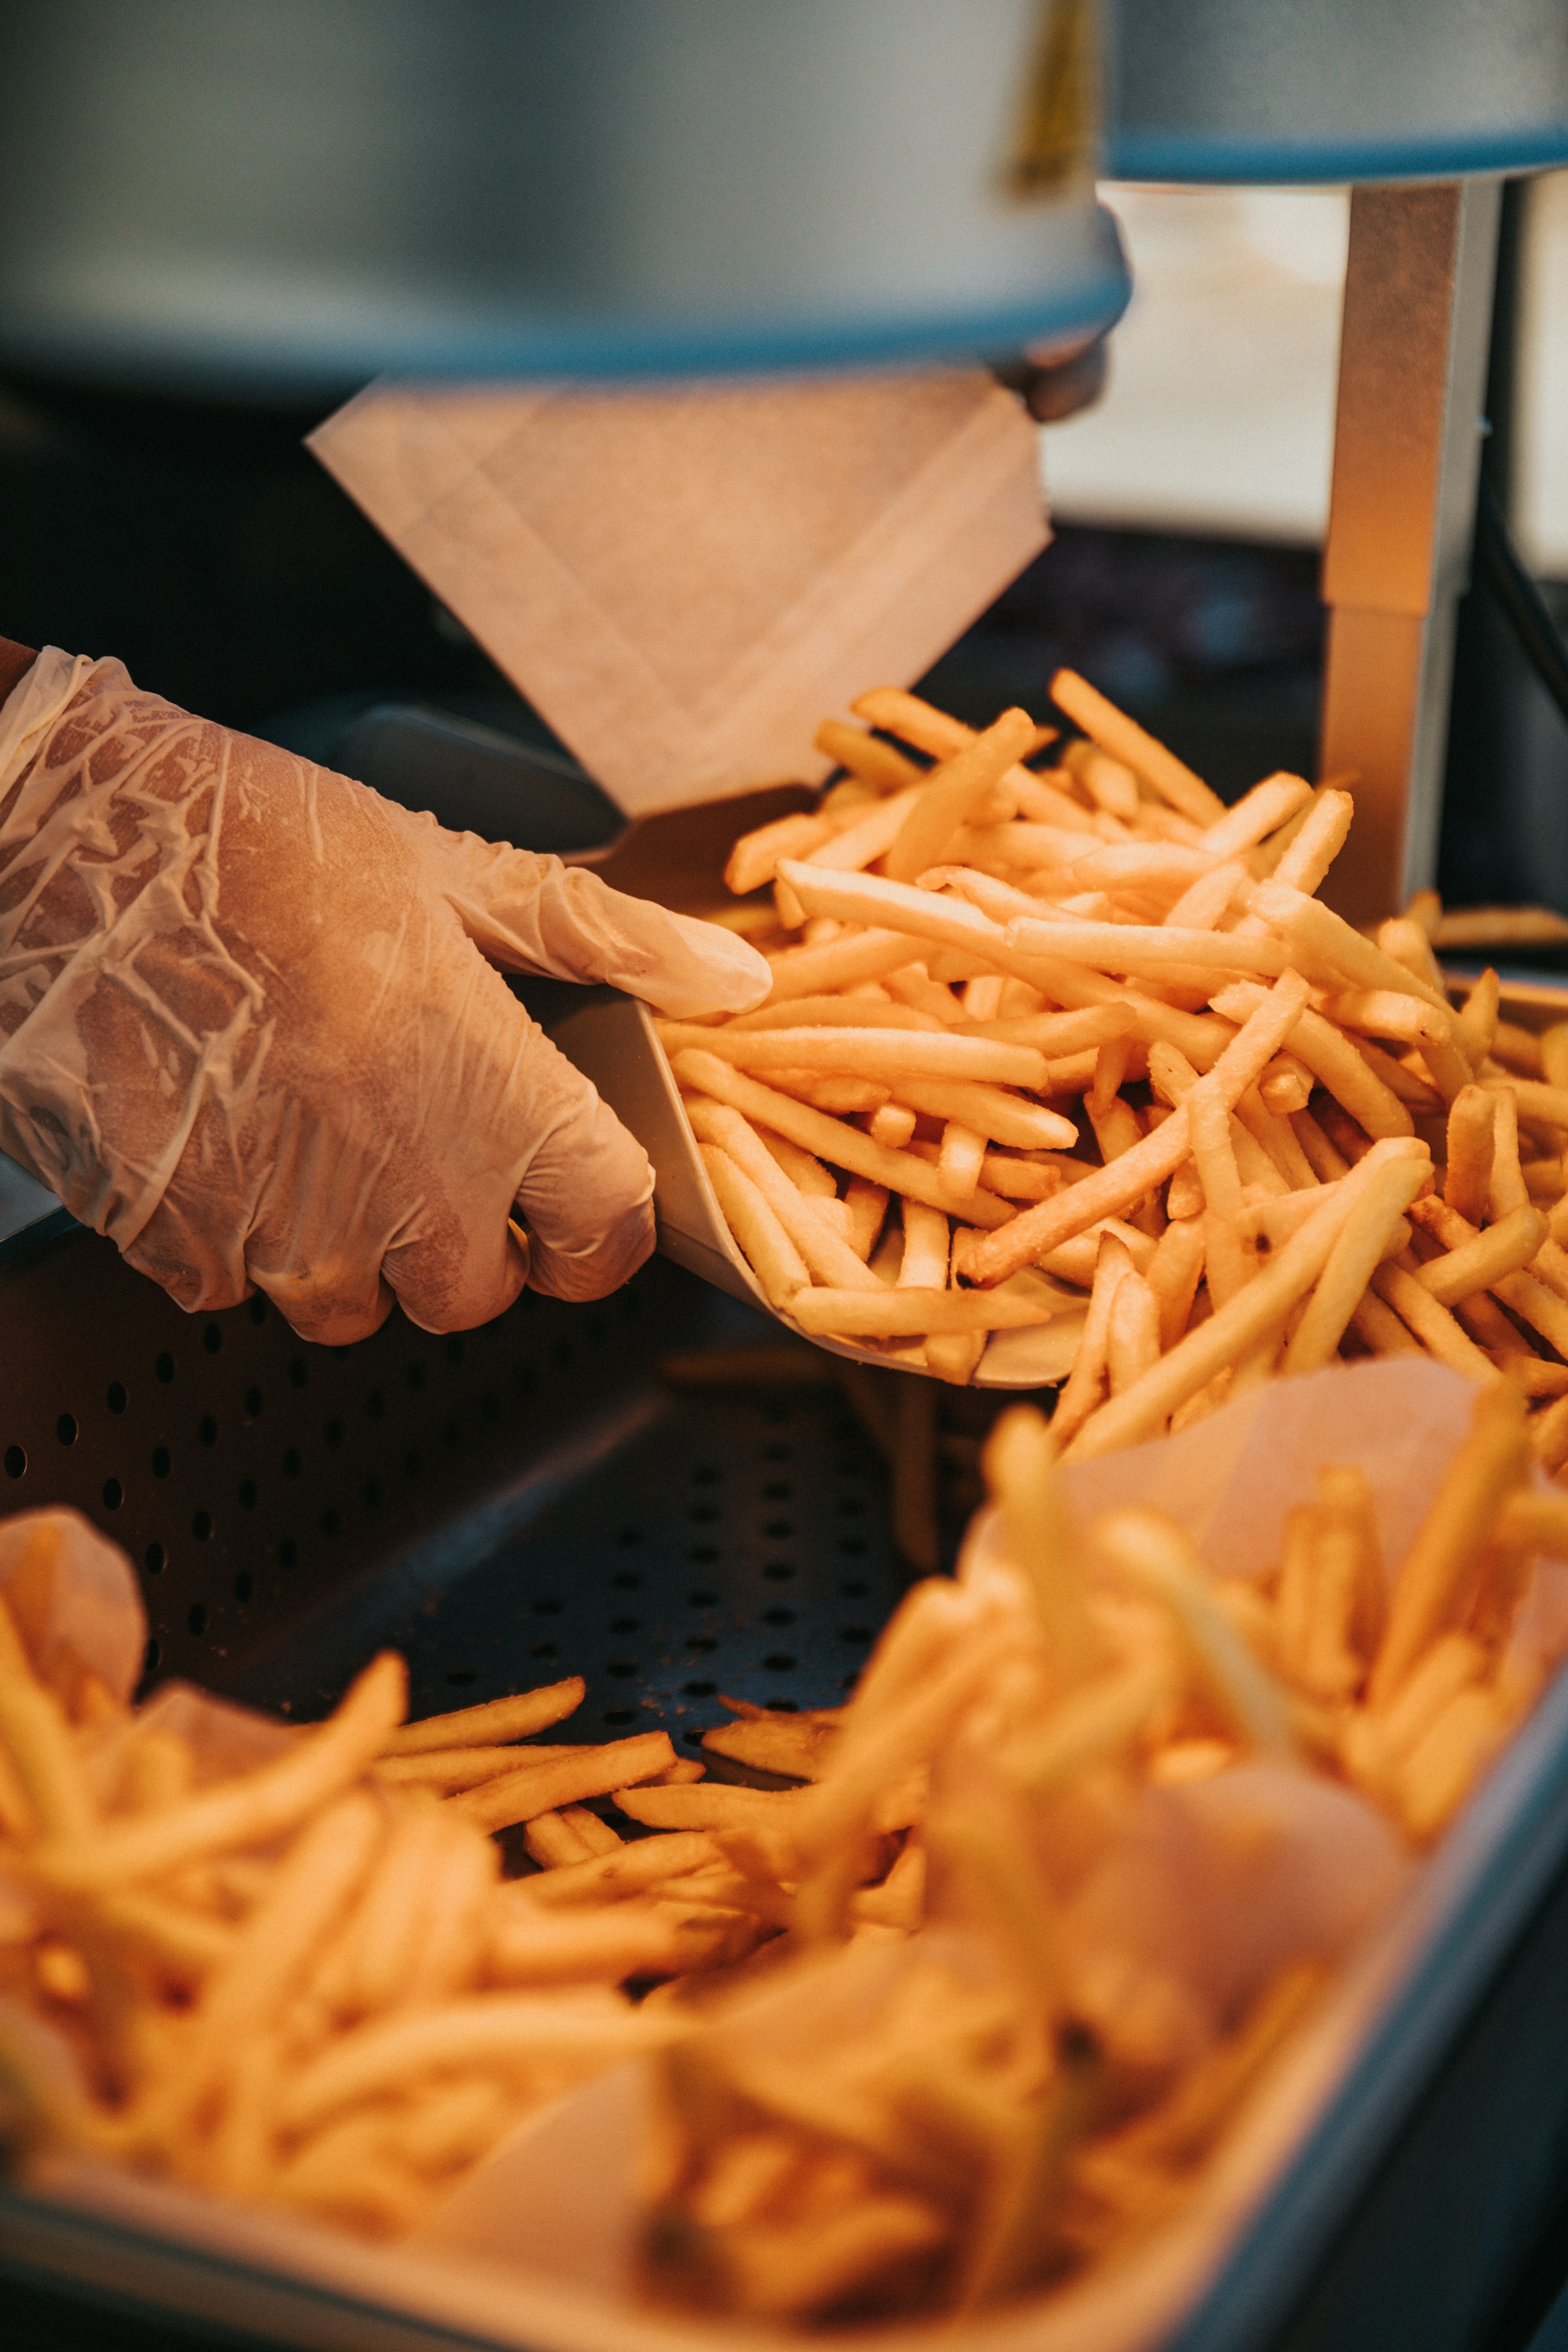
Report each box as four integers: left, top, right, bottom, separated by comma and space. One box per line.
1318, 178, 1502, 926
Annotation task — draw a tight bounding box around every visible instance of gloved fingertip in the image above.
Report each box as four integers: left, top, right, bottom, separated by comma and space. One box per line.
257, 1269, 399, 1348
651, 917, 771, 1018
525, 1195, 655, 1303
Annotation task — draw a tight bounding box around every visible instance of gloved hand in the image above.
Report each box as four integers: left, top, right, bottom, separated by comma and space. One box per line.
0, 645, 769, 1342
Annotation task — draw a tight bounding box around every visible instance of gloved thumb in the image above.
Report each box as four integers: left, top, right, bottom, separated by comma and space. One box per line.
425, 826, 770, 1018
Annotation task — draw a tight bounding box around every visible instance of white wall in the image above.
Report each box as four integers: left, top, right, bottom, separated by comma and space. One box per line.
1045, 173, 1568, 578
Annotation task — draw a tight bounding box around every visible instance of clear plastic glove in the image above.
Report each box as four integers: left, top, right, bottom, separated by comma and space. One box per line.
0, 647, 769, 1341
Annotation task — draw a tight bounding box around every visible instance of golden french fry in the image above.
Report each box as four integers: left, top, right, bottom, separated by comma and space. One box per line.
938, 1120, 987, 1202
764, 927, 924, 1004
898, 1199, 951, 1290
891, 1077, 1077, 1153
699, 1144, 810, 1308
1049, 668, 1226, 826
960, 973, 1310, 1287
662, 1022, 1049, 1089
1488, 1086, 1530, 1218
815, 718, 926, 795
685, 1100, 879, 1291
727, 996, 940, 1036
1370, 1384, 1529, 1706
1199, 772, 1313, 861
280, 1995, 664, 2138
375, 1744, 590, 1793
845, 1177, 889, 1260
984, 1405, 1100, 1680
870, 1103, 919, 1149
806, 783, 927, 876
1397, 1686, 1510, 1838
387, 1680, 584, 1756
1063, 1143, 1429, 1462
1107, 1272, 1161, 1396
1413, 1203, 1546, 1307
1430, 904, 1568, 949
725, 812, 834, 896
615, 1784, 801, 1833
1444, 1086, 1496, 1224
1369, 1263, 1499, 1382
923, 1330, 987, 1386
1213, 985, 1414, 1142
0, 1595, 97, 1842
1093, 1508, 1292, 1755
521, 1809, 598, 1870
35, 1654, 405, 1895
1282, 1156, 1429, 1374
791, 1286, 1054, 1339
452, 1734, 676, 1833
522, 1831, 723, 1908
1487, 1076, 1568, 1134
1145, 1215, 1207, 1351
674, 1051, 1013, 1229
885, 708, 1039, 885
1048, 1231, 1132, 1452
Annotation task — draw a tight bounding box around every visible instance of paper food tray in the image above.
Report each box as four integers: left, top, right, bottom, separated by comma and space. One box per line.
8, 1361, 1568, 2352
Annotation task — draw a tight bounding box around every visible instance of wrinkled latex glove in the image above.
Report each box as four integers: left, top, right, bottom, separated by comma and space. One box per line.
0, 647, 769, 1341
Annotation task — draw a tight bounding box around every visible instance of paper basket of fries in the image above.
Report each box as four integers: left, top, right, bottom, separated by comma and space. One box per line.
531, 667, 1568, 1433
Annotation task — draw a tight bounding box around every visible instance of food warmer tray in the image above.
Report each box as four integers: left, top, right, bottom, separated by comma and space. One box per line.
1, 1214, 1568, 2351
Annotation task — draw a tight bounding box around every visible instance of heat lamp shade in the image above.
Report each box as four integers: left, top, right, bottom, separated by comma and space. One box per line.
0, 0, 1130, 397
1107, 0, 1568, 184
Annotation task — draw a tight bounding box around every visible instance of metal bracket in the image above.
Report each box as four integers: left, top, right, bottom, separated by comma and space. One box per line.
1318, 178, 1502, 926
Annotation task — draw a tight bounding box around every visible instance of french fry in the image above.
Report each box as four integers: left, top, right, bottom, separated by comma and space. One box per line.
522, 1831, 723, 1908
685, 1101, 880, 1290
664, 1022, 1049, 1089
1064, 1143, 1428, 1460
725, 812, 834, 896
374, 1744, 591, 1793
1412, 1203, 1546, 1307
386, 1680, 584, 1756
814, 718, 926, 795
674, 1052, 1012, 1228
764, 928, 924, 1003
1444, 1086, 1497, 1224
1107, 1272, 1162, 1396
1049, 668, 1226, 826
891, 1078, 1077, 1153
280, 1996, 665, 2138
34, 1655, 406, 1895
700, 1145, 810, 1308
791, 1287, 1055, 1339
885, 708, 1039, 885
959, 974, 1311, 1287
452, 1734, 676, 1833
0, 1595, 97, 1841
1369, 1384, 1530, 1705
1282, 1155, 1428, 1375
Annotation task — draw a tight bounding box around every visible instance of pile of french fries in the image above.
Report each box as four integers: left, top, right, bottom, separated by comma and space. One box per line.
664, 672, 1568, 1445
0, 1514, 798, 2236
5, 1364, 1567, 2305
638, 1386, 1568, 2324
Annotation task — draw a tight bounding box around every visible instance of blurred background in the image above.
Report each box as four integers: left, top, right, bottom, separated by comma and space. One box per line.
0, 171, 1563, 906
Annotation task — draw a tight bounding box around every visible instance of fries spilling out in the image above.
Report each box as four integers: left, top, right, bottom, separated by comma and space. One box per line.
672, 672, 1568, 1443
0, 1511, 787, 2238
634, 1380, 1568, 2324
